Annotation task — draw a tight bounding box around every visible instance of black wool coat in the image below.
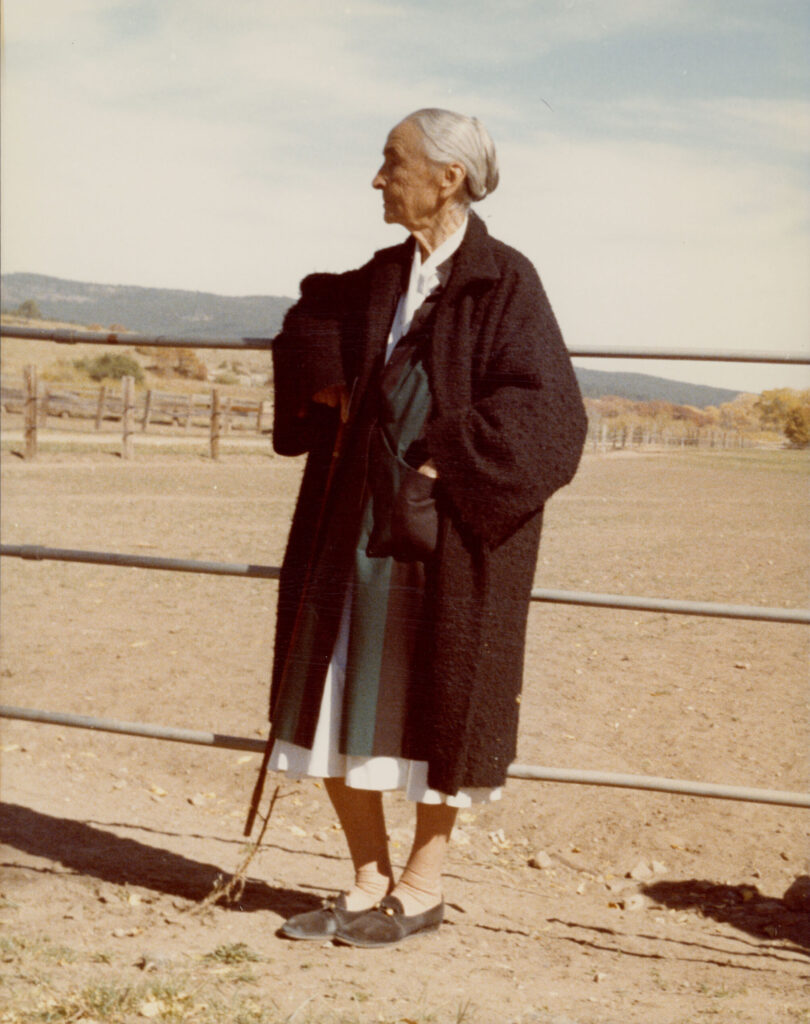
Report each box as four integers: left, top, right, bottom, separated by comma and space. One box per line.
270, 212, 587, 794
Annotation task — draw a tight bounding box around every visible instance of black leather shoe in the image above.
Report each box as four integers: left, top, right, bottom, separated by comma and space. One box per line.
279, 894, 371, 941
335, 895, 444, 948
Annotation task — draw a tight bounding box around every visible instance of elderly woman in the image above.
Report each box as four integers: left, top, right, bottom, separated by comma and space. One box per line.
259, 108, 587, 947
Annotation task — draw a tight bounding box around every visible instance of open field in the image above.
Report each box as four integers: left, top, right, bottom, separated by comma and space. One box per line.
1, 448, 808, 1023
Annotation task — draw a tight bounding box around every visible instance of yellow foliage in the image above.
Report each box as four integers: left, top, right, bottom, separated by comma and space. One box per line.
755, 388, 809, 429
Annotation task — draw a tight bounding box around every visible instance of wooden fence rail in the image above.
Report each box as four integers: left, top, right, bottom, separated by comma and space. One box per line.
1, 372, 272, 459
587, 419, 751, 451
0, 374, 774, 457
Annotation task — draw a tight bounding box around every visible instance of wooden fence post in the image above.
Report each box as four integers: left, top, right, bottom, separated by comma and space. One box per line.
256, 399, 265, 434
184, 394, 193, 432
38, 386, 50, 428
23, 365, 38, 460
141, 389, 154, 432
122, 375, 135, 459
95, 385, 107, 430
210, 388, 221, 460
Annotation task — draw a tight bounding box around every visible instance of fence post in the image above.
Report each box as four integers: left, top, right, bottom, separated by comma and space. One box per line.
141, 389, 153, 432
95, 385, 107, 430
38, 386, 50, 428
210, 388, 221, 460
23, 365, 38, 460
184, 395, 193, 432
256, 399, 265, 434
122, 376, 135, 459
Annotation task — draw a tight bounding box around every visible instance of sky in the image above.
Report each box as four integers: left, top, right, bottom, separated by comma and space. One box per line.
2, 0, 809, 393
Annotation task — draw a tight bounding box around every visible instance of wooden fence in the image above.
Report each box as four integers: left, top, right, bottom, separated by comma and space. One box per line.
1, 371, 764, 458
587, 418, 751, 451
2, 369, 271, 459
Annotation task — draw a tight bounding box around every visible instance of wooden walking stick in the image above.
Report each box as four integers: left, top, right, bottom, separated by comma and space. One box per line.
244, 393, 350, 836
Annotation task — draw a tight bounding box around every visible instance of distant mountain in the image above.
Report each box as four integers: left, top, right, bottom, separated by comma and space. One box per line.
574, 367, 739, 407
2, 272, 742, 407
1, 272, 291, 340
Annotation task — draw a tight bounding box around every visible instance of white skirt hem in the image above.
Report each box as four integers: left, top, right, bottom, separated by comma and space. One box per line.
269, 582, 502, 808
269, 738, 502, 808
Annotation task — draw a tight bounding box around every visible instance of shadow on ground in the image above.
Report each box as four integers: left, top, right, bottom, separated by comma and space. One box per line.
642, 877, 810, 955
0, 802, 319, 920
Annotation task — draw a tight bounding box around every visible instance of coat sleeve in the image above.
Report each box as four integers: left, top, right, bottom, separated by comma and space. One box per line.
272, 271, 354, 456
424, 264, 587, 548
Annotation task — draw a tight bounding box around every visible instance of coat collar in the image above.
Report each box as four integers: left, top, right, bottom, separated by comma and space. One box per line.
359, 211, 501, 386
443, 210, 501, 301
371, 210, 501, 295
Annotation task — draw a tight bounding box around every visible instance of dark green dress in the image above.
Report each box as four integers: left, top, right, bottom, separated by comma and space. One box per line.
339, 330, 435, 759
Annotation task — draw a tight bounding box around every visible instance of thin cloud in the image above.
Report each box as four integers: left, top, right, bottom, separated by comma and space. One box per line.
2, 0, 807, 393
491, 132, 809, 356
591, 95, 810, 161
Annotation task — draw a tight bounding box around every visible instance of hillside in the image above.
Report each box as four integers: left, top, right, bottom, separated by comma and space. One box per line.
574, 367, 739, 407
1, 273, 290, 341
2, 272, 741, 407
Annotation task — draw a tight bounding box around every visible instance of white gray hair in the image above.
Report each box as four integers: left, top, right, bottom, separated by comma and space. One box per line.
406, 108, 499, 204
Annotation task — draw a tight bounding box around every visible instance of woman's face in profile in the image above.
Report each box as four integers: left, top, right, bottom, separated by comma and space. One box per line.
372, 120, 445, 234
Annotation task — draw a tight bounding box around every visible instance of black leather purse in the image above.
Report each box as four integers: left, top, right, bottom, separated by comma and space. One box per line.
365, 425, 439, 562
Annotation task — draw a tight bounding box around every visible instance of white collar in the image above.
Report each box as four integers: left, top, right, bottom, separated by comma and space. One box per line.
387, 215, 469, 357
407, 215, 469, 298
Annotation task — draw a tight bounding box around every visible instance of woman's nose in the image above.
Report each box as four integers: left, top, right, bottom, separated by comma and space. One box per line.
372, 168, 385, 189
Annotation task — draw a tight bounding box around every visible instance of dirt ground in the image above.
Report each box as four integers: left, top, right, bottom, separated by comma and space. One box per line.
1, 443, 808, 1024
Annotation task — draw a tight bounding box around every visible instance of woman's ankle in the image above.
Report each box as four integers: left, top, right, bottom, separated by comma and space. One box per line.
342, 870, 394, 911
390, 876, 443, 916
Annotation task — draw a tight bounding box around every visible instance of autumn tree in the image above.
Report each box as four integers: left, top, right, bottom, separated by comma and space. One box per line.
784, 403, 810, 448
719, 393, 760, 432
755, 389, 799, 430
756, 388, 810, 446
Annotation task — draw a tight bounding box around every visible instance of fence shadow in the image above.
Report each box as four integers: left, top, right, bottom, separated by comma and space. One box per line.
0, 802, 318, 920
642, 878, 810, 955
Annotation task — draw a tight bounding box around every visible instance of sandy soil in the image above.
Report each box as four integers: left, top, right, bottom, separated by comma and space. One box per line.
1, 446, 808, 1024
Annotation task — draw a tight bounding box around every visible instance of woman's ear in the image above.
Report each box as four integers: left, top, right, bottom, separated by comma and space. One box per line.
441, 161, 467, 201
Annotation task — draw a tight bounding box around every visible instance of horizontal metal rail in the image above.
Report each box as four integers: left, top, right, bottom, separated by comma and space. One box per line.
1, 325, 274, 351
1, 706, 264, 753
1, 544, 280, 580
529, 586, 810, 625
570, 348, 810, 364
3, 324, 810, 364
1, 705, 807, 808
3, 543, 808, 624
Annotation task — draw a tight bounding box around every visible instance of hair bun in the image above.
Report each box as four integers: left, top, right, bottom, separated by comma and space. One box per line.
408, 108, 499, 204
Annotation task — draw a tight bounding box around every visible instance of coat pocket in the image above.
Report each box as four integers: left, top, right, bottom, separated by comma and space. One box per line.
366, 426, 439, 562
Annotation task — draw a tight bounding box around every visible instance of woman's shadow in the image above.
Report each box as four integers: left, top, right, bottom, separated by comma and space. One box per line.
0, 802, 322, 920
643, 877, 810, 955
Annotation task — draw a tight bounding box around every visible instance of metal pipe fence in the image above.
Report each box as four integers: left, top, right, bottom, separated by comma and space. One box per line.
4, 323, 810, 364
2, 704, 808, 809
2, 324, 808, 809
2, 543, 809, 625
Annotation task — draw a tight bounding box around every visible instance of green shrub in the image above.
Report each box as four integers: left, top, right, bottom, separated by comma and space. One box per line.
14, 299, 42, 319
74, 353, 145, 385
